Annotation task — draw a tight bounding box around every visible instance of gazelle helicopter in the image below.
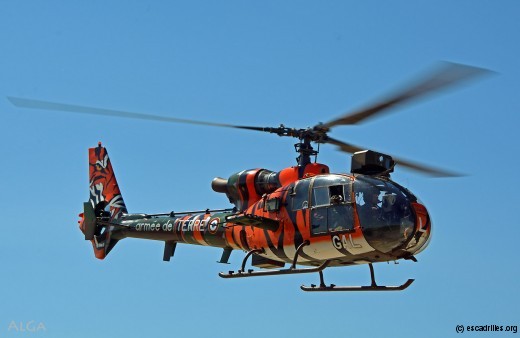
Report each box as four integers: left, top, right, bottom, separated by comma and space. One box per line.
8, 62, 489, 292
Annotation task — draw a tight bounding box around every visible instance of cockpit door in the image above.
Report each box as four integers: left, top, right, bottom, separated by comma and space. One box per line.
310, 177, 354, 235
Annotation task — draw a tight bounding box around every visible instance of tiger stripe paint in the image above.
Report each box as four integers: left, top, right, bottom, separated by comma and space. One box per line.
80, 144, 431, 271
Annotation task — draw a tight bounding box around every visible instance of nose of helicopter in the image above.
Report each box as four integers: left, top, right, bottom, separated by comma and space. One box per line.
406, 202, 432, 255
358, 201, 431, 255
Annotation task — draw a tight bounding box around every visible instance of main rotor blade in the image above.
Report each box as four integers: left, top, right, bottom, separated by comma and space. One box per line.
7, 96, 267, 132
325, 136, 460, 177
389, 155, 462, 177
321, 62, 492, 129
324, 136, 366, 154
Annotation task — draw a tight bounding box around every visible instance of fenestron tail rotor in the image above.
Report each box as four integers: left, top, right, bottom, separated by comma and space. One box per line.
7, 62, 491, 177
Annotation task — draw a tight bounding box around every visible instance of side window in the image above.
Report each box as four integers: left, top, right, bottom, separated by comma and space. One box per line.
311, 208, 328, 234
328, 205, 354, 232
311, 182, 354, 235
312, 184, 349, 206
292, 179, 311, 210
329, 184, 349, 203
313, 186, 330, 206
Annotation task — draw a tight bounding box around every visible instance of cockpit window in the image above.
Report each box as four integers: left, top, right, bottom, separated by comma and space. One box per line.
312, 176, 352, 206
313, 175, 351, 188
354, 176, 416, 252
292, 178, 311, 210
313, 186, 330, 206
355, 177, 413, 224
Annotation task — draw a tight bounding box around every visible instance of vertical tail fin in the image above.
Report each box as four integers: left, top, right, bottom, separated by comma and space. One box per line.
79, 143, 127, 259
88, 143, 127, 219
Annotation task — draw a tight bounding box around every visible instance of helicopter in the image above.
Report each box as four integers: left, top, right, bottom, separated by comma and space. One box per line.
8, 62, 490, 292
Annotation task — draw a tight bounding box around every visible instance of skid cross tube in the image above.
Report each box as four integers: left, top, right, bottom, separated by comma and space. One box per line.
291, 240, 310, 269
301, 263, 415, 292
240, 248, 264, 272
219, 241, 332, 278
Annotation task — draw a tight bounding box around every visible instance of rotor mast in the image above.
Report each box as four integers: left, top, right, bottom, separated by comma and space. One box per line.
295, 133, 319, 166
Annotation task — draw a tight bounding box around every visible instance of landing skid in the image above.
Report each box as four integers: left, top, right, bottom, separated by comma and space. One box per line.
219, 241, 332, 278
219, 243, 414, 292
301, 263, 414, 292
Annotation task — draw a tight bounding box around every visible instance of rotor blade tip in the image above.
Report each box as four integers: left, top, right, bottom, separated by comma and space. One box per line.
6, 96, 21, 106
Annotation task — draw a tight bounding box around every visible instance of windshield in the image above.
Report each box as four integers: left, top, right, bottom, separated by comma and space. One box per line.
354, 176, 416, 252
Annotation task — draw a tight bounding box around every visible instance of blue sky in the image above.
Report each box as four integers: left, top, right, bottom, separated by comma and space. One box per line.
1, 1, 519, 337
